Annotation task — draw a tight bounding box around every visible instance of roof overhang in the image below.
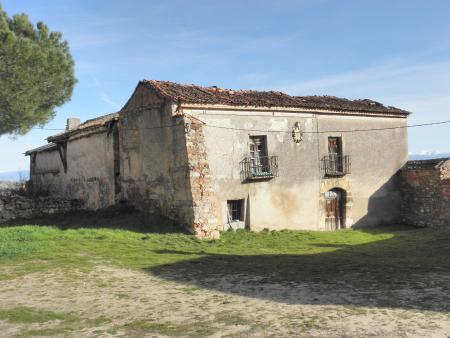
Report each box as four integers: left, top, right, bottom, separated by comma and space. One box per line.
47, 115, 119, 143
25, 143, 57, 156
178, 103, 410, 118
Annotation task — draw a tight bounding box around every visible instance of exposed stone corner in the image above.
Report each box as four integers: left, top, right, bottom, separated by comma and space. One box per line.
184, 117, 221, 239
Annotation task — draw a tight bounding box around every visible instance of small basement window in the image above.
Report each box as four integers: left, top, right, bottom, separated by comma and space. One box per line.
227, 199, 244, 222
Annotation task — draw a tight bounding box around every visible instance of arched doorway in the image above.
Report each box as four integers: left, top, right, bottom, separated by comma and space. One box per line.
324, 188, 346, 230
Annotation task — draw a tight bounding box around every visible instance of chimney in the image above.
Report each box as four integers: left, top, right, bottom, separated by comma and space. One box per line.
66, 118, 80, 131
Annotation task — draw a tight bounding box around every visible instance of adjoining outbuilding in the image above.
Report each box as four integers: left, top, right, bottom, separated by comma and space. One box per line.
26, 113, 120, 210
399, 158, 450, 228
26, 80, 411, 238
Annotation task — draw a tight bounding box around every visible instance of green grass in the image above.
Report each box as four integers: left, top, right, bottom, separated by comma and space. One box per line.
0, 225, 449, 281
0, 307, 70, 323
0, 225, 449, 336
120, 311, 253, 337
122, 319, 218, 338
0, 306, 111, 337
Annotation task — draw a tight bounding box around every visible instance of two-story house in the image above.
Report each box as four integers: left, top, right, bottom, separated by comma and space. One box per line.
26, 80, 410, 238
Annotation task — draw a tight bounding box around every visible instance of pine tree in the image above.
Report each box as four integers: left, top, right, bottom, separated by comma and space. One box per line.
0, 5, 76, 135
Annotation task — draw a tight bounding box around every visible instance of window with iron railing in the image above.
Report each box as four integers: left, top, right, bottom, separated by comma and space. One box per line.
321, 154, 351, 177
240, 155, 279, 181
240, 136, 278, 182
321, 137, 351, 177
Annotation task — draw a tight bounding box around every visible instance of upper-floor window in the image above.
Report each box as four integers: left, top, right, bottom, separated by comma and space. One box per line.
240, 135, 278, 181
328, 137, 342, 157
249, 136, 268, 173
321, 136, 351, 177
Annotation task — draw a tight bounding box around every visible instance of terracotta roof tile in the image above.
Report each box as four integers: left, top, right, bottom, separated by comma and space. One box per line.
47, 112, 119, 142
25, 143, 57, 155
143, 80, 410, 115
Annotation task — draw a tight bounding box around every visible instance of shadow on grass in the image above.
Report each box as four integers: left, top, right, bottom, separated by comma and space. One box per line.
0, 206, 188, 234
148, 227, 450, 312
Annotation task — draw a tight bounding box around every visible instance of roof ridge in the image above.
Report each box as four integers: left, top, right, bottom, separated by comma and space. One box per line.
142, 79, 410, 115
82, 111, 119, 125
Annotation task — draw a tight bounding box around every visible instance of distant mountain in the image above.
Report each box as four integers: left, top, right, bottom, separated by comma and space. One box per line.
0, 154, 448, 181
409, 153, 450, 161
0, 170, 29, 182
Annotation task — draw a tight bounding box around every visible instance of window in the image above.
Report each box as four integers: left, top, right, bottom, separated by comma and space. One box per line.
227, 199, 244, 222
328, 137, 342, 157
249, 136, 270, 175
327, 137, 344, 174
250, 135, 268, 160
240, 135, 278, 181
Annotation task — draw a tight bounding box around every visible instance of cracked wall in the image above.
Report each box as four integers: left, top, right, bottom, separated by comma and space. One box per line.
119, 85, 195, 231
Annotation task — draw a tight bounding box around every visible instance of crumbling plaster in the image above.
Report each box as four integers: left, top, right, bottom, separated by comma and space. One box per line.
30, 130, 117, 210
186, 108, 408, 231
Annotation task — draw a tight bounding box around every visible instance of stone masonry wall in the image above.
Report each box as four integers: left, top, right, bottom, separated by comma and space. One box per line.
0, 187, 81, 224
399, 158, 450, 227
185, 117, 221, 239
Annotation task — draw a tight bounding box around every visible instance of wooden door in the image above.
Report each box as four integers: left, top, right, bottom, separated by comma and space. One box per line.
325, 190, 343, 230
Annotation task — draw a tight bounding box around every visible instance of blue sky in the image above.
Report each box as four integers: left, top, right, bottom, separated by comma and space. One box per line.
1, 0, 450, 172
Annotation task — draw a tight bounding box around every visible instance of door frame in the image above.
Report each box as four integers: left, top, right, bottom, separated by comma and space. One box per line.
319, 180, 353, 230
325, 189, 345, 230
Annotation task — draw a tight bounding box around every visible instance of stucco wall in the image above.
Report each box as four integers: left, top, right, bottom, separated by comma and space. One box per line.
31, 149, 64, 194
188, 110, 320, 231
187, 109, 408, 231
30, 131, 116, 210
119, 85, 195, 227
63, 132, 116, 209
317, 115, 408, 228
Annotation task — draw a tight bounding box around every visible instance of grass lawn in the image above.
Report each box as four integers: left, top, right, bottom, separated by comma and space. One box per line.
0, 224, 449, 337
1, 224, 448, 280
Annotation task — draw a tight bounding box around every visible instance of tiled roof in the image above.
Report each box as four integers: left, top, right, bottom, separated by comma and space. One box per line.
143, 80, 410, 115
25, 143, 57, 155
403, 158, 450, 170
47, 112, 119, 142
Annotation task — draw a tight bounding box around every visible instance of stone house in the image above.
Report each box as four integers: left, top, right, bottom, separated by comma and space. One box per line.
399, 158, 450, 228
26, 80, 411, 238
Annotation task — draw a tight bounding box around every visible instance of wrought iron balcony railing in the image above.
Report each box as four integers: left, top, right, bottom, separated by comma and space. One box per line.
240, 156, 278, 182
321, 154, 351, 177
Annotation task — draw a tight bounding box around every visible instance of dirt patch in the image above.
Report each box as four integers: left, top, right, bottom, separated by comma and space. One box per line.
0, 265, 448, 337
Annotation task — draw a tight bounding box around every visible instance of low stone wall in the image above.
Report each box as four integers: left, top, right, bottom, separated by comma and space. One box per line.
0, 186, 81, 224
399, 158, 450, 227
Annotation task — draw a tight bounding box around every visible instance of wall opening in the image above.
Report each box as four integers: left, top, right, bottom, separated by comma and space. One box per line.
324, 188, 346, 230
112, 125, 121, 197
227, 199, 244, 222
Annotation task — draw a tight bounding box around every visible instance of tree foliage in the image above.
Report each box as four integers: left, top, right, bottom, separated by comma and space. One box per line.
0, 5, 76, 135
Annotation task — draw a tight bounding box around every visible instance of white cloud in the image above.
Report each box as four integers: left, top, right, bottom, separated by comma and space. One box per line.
92, 77, 120, 110
279, 59, 450, 97
275, 58, 450, 154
